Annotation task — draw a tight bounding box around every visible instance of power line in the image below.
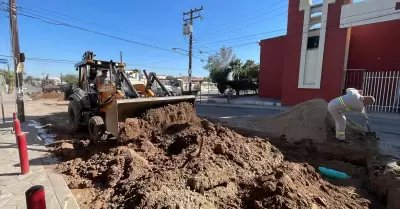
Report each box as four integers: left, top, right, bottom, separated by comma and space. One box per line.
200, 42, 258, 54
194, 28, 286, 47
0, 54, 188, 71
16, 4, 150, 40
196, 0, 286, 39
195, 2, 396, 47
196, 1, 288, 41
194, 5, 397, 50
2, 7, 207, 61
197, 8, 399, 54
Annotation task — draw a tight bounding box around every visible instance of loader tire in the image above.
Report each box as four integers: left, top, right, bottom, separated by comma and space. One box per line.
68, 99, 82, 133
88, 116, 106, 142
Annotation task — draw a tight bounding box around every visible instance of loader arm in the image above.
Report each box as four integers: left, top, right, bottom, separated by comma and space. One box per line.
143, 70, 171, 96
108, 62, 140, 98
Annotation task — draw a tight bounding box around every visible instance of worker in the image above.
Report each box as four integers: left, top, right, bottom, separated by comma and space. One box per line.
327, 88, 375, 142
92, 69, 110, 89
226, 86, 233, 103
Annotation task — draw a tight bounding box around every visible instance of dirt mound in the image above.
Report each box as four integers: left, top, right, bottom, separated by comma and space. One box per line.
56, 102, 372, 209
214, 99, 335, 143
29, 91, 64, 101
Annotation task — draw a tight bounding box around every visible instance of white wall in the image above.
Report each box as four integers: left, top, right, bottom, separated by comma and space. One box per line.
340, 0, 400, 28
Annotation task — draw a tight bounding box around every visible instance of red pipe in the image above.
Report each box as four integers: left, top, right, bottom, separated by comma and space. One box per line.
26, 185, 46, 209
13, 112, 17, 120
17, 133, 29, 174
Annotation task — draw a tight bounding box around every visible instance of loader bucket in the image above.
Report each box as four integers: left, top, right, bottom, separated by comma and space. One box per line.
105, 95, 196, 137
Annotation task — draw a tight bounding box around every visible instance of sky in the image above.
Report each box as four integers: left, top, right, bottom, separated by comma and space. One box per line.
0, 0, 329, 78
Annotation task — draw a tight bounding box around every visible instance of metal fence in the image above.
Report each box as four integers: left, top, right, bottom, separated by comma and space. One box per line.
362, 71, 400, 113
342, 69, 365, 95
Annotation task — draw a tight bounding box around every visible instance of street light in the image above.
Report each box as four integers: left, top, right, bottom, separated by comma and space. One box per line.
172, 48, 188, 53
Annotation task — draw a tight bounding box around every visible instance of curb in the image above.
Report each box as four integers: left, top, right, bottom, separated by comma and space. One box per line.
204, 98, 282, 106
22, 123, 81, 209
195, 102, 288, 111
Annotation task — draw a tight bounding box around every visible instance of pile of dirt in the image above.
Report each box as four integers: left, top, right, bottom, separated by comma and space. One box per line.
29, 91, 64, 101
56, 102, 372, 209
207, 99, 372, 166
212, 99, 335, 143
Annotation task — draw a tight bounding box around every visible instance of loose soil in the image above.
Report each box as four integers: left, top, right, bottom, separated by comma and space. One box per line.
29, 91, 64, 101
53, 102, 376, 209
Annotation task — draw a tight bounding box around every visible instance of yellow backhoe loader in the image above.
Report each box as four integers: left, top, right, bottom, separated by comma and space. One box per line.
67, 51, 196, 141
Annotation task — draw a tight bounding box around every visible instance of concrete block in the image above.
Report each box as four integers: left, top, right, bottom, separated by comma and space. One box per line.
46, 169, 80, 209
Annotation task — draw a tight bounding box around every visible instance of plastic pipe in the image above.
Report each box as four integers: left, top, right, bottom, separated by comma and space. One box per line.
318, 166, 349, 180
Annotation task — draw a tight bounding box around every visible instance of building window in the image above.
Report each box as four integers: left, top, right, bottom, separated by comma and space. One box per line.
307, 36, 320, 49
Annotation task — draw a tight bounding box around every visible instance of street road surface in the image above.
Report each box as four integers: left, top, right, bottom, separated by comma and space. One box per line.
196, 104, 281, 118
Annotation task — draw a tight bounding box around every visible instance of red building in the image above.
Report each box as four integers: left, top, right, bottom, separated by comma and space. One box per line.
259, 0, 400, 112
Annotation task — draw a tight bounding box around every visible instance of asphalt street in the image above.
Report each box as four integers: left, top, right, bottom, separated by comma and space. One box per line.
196, 104, 282, 118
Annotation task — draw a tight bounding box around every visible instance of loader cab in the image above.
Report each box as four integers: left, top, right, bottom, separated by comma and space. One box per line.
73, 59, 126, 109
74, 59, 125, 91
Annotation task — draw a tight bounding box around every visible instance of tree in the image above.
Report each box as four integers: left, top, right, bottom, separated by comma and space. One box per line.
202, 76, 211, 82
204, 47, 236, 73
242, 60, 260, 85
61, 74, 78, 84
210, 68, 231, 94
166, 75, 175, 80
203, 47, 237, 93
24, 75, 34, 84
226, 59, 260, 95
229, 59, 243, 81
0, 69, 15, 93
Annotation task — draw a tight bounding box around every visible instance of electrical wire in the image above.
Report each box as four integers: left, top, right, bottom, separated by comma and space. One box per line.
16, 5, 149, 40
196, 2, 288, 41
194, 28, 286, 47
0, 54, 190, 71
195, 2, 396, 46
197, 8, 399, 54
3, 7, 207, 62
197, 0, 287, 39
194, 5, 397, 52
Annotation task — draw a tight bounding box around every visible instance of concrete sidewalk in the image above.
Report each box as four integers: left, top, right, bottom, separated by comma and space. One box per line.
0, 124, 79, 209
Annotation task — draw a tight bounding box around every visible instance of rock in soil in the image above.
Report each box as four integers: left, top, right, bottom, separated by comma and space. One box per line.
55, 102, 373, 209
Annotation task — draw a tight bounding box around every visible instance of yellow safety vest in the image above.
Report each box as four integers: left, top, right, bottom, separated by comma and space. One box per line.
338, 96, 351, 111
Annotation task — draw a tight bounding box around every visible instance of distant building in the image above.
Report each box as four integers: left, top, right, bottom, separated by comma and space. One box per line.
157, 75, 167, 80
48, 77, 61, 85
125, 69, 145, 85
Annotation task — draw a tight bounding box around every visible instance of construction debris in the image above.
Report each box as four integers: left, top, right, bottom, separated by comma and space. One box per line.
55, 102, 373, 209
29, 91, 64, 101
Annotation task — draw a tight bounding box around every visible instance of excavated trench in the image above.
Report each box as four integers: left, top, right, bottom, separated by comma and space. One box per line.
47, 100, 399, 209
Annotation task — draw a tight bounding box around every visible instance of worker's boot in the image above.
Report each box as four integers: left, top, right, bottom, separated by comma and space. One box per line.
335, 132, 346, 142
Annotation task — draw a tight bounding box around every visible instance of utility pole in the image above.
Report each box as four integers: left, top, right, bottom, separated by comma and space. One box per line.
183, 6, 203, 93
9, 0, 25, 122
120, 51, 123, 64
